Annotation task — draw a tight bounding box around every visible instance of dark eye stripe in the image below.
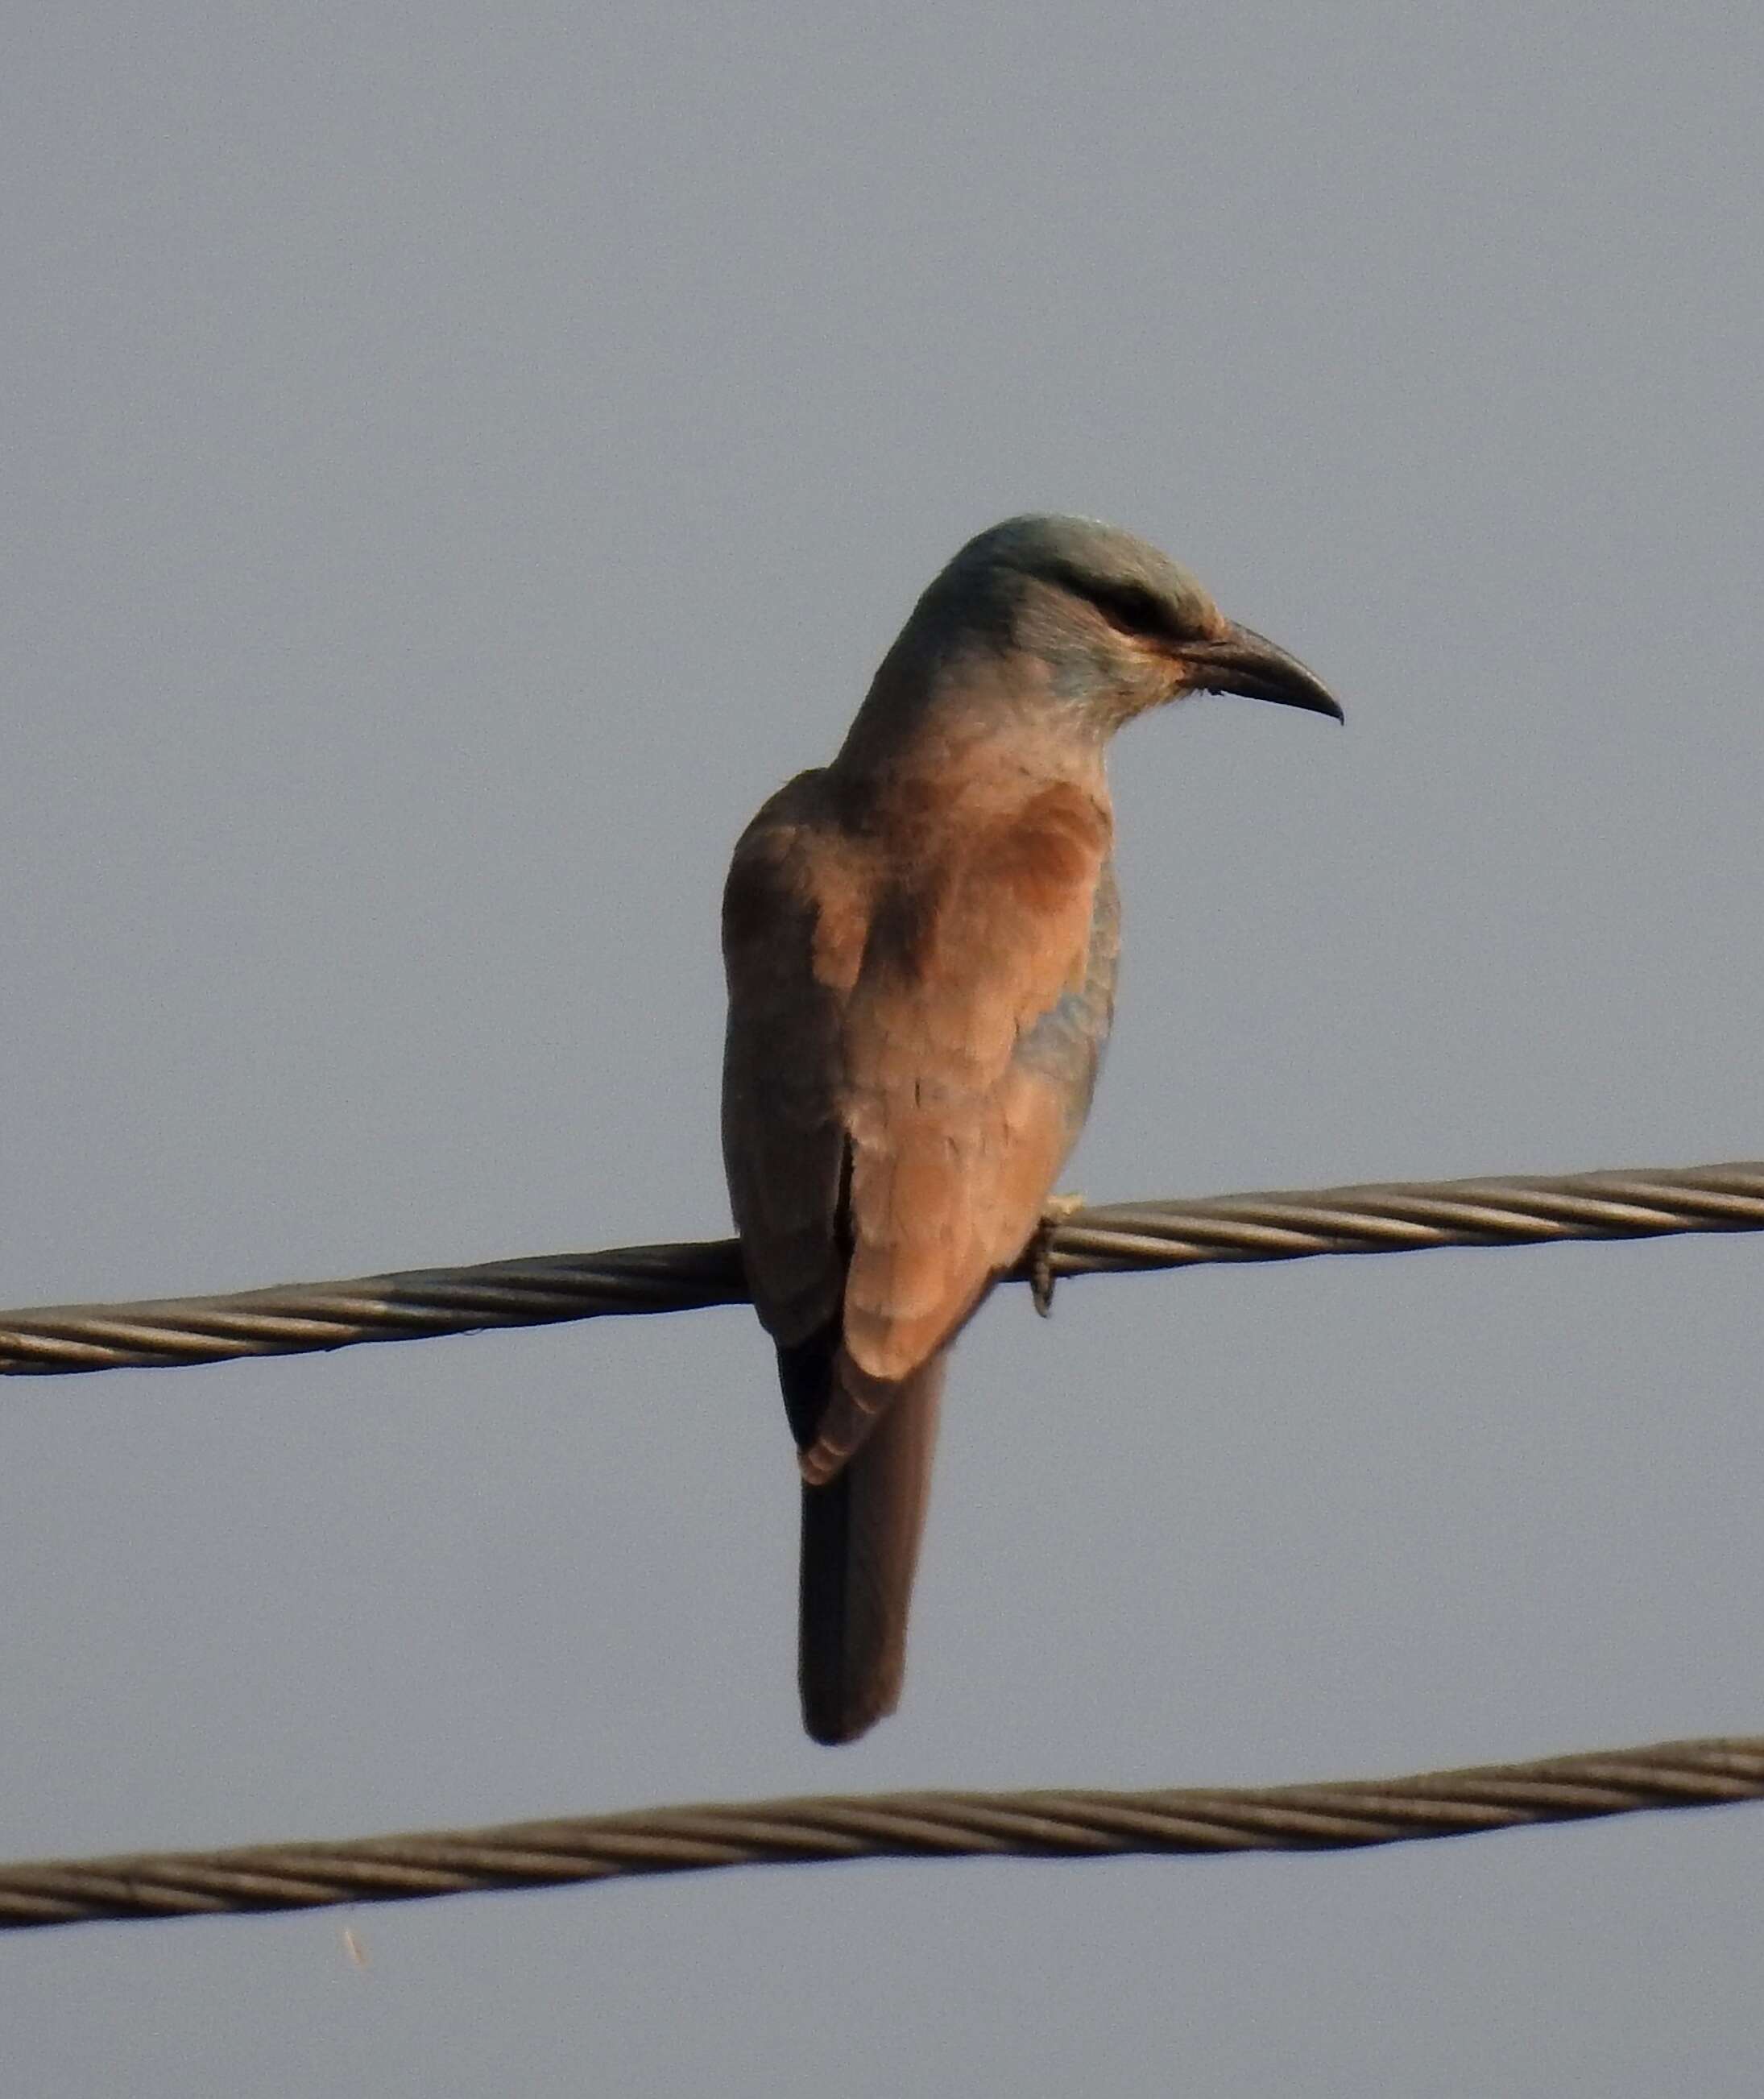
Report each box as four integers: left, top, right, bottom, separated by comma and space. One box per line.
1078, 578, 1181, 642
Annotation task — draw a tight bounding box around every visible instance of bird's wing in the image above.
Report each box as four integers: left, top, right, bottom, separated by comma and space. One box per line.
726, 771, 946, 1747
720, 769, 859, 1357
724, 768, 1116, 1741
814, 780, 1118, 1472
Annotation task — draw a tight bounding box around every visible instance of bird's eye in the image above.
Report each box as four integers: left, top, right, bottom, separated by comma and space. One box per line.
1083, 580, 1180, 643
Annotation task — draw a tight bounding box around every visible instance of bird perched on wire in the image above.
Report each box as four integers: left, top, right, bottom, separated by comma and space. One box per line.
722, 515, 1340, 1744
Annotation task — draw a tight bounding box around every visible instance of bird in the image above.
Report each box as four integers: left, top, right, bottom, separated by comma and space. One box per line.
721, 515, 1340, 1744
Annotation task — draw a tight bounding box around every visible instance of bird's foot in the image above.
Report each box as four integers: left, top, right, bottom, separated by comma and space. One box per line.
1028, 1192, 1087, 1318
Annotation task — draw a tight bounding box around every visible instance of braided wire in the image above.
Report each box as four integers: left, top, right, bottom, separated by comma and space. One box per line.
2, 1161, 1759, 1377
3, 1734, 1758, 1929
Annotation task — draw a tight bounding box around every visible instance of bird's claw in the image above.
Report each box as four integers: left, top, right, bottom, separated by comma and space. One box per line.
1028, 1192, 1087, 1317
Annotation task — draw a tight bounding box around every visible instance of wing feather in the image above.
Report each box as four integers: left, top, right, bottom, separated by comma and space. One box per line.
816, 780, 1118, 1460
723, 764, 1119, 1737
720, 770, 855, 1348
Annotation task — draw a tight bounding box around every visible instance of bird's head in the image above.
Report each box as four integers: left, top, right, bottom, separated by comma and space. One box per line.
917, 514, 1342, 735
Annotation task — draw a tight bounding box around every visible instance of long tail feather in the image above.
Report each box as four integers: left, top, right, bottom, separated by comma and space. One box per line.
795, 1356, 946, 1745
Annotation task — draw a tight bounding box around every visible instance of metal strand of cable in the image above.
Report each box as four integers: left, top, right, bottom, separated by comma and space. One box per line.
4, 1160, 1760, 1377
3, 1734, 1759, 1929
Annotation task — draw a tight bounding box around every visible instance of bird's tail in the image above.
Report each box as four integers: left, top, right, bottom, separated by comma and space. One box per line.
794, 1354, 946, 1745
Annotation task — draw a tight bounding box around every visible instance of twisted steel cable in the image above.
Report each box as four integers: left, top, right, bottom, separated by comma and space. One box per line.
3, 1734, 1759, 1929
3, 1161, 1760, 1377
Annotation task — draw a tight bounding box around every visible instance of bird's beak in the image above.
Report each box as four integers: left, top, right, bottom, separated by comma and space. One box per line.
1181, 622, 1344, 721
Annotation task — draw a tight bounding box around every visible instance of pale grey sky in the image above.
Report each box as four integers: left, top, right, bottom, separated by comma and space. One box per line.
4, 2, 1762, 2092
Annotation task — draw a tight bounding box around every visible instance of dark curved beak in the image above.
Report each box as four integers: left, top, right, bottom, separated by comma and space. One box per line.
1184, 622, 1344, 720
